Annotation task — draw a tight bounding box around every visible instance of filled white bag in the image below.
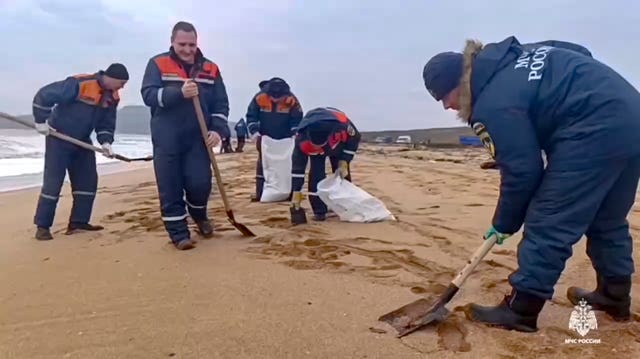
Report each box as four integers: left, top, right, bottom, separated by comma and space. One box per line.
316, 173, 396, 222
260, 136, 295, 202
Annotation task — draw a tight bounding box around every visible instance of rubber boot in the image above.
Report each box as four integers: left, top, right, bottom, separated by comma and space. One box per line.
66, 222, 104, 235
175, 239, 196, 251
464, 288, 546, 332
35, 227, 53, 240
566, 275, 631, 321
196, 220, 214, 239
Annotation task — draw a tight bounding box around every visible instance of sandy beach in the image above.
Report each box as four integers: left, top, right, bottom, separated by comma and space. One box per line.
1, 144, 639, 359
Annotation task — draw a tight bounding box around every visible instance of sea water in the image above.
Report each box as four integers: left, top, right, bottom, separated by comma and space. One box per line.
0, 129, 153, 192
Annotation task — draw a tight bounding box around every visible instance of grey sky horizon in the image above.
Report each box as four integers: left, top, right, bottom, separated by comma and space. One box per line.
1, 0, 638, 131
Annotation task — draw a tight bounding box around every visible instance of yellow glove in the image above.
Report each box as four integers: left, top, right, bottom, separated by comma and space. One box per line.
337, 160, 349, 179
290, 191, 304, 209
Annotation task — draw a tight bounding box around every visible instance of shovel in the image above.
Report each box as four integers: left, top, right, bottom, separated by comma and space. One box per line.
191, 95, 255, 237
378, 234, 497, 337
0, 111, 152, 163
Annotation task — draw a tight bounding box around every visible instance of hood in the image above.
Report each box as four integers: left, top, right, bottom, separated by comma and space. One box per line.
265, 77, 291, 97
295, 108, 341, 133
457, 36, 521, 124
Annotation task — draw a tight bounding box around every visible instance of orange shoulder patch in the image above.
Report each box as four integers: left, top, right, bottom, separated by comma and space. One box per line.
203, 61, 219, 77
77, 79, 103, 106
256, 93, 273, 112
154, 56, 187, 77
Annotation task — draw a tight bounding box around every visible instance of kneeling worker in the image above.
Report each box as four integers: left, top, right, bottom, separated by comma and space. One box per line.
290, 107, 361, 224
31, 63, 129, 240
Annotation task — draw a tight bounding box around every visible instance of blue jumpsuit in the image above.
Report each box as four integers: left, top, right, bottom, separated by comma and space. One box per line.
246, 83, 303, 200
458, 36, 640, 300
32, 73, 119, 228
234, 118, 249, 139
140, 48, 230, 244
291, 107, 361, 216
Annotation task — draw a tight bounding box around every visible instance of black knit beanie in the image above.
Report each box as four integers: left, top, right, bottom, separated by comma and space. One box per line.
104, 63, 129, 80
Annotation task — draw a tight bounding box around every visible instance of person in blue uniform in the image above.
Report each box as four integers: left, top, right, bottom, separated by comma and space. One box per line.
422, 36, 640, 331
234, 118, 249, 152
141, 21, 229, 250
246, 77, 303, 202
290, 107, 361, 223
31, 63, 129, 240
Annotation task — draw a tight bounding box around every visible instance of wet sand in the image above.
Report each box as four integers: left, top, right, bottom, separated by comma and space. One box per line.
1, 144, 638, 358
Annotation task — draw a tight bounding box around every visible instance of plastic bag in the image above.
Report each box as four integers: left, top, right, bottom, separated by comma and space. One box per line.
260, 136, 295, 202
316, 173, 396, 222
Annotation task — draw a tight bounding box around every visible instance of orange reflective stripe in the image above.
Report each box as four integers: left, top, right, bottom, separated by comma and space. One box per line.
77, 79, 103, 106
329, 109, 349, 124
202, 61, 219, 77
154, 56, 187, 78
256, 93, 273, 112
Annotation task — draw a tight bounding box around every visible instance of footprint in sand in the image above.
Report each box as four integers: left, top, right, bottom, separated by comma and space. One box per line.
436, 317, 471, 352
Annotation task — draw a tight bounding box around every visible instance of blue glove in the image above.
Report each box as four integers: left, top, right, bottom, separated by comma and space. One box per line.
484, 226, 511, 245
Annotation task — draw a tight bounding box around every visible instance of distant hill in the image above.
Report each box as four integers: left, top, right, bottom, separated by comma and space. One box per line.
360, 126, 476, 145
0, 105, 476, 145
0, 105, 237, 136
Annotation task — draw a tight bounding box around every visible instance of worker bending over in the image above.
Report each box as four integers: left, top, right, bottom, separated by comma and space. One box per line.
290, 107, 361, 224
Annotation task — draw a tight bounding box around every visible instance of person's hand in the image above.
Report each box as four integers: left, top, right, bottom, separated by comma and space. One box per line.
181, 80, 199, 98
484, 226, 512, 245
101, 143, 115, 158
290, 191, 304, 209
206, 131, 221, 148
337, 160, 349, 179
35, 121, 51, 135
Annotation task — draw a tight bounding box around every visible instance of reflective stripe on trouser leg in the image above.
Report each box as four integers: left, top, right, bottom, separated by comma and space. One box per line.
183, 142, 212, 222
153, 150, 189, 243
308, 156, 327, 215
68, 148, 97, 224
508, 159, 633, 300
34, 137, 69, 228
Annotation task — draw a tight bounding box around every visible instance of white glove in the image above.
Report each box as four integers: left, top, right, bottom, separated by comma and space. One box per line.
101, 143, 114, 158
35, 122, 51, 135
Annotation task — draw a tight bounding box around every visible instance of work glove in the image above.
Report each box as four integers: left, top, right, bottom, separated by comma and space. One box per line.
101, 143, 114, 158
35, 121, 51, 135
290, 191, 304, 209
336, 160, 349, 179
484, 226, 512, 245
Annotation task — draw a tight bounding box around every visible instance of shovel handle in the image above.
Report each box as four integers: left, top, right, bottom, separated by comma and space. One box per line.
191, 95, 232, 212
451, 235, 497, 288
0, 111, 135, 162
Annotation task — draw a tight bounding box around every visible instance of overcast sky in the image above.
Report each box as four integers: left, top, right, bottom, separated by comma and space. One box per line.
1, 0, 639, 131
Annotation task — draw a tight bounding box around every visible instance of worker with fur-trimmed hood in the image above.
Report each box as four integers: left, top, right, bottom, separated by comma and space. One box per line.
422, 36, 640, 332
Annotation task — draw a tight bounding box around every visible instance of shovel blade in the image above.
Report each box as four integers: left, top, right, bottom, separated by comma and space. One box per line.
378, 298, 450, 337
225, 210, 256, 237
290, 206, 307, 225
